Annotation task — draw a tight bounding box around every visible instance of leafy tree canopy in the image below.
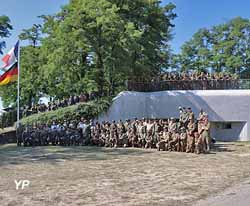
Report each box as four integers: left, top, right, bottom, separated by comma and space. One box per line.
0, 0, 176, 108
174, 17, 250, 75
0, 15, 13, 54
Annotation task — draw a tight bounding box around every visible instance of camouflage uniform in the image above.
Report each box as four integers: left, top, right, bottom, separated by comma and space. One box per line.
186, 120, 196, 153
200, 117, 211, 152
179, 128, 187, 152
194, 132, 204, 154
145, 121, 154, 149
168, 118, 177, 134
156, 131, 166, 151
138, 121, 147, 148
168, 132, 180, 151
117, 120, 126, 147
110, 121, 118, 147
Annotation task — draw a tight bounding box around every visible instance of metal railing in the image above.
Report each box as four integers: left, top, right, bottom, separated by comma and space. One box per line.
127, 79, 250, 92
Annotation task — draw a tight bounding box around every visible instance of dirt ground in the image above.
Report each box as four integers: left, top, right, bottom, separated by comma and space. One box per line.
0, 127, 15, 134
1, 143, 250, 206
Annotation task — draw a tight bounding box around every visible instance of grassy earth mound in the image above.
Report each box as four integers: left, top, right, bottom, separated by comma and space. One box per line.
20, 97, 111, 125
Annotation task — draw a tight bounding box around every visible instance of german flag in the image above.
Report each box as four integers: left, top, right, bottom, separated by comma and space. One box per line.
0, 62, 18, 85
0, 41, 19, 86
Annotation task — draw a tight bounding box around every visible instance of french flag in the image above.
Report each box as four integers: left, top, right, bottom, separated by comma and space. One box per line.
1, 41, 19, 71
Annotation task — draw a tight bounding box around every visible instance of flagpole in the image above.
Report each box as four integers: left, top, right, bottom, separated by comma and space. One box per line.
17, 40, 20, 128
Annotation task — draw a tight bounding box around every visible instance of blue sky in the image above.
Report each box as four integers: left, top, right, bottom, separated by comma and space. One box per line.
1, 0, 250, 57
168, 0, 250, 53
0, 0, 250, 108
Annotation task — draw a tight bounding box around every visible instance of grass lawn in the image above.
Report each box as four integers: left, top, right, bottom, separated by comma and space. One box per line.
1, 142, 250, 206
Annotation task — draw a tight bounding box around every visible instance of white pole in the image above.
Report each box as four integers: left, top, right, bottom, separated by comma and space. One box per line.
17, 40, 20, 128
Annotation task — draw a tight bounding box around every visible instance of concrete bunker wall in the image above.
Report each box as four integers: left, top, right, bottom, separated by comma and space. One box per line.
98, 90, 250, 141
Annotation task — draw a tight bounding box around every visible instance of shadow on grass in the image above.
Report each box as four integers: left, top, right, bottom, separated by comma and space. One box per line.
0, 142, 238, 167
209, 143, 236, 154
0, 144, 154, 167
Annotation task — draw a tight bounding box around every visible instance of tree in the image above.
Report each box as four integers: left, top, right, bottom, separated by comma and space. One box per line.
19, 24, 41, 47
177, 17, 250, 74
0, 15, 13, 54
38, 0, 176, 98
0, 0, 176, 108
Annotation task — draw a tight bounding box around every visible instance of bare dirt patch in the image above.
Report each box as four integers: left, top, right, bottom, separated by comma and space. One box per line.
1, 143, 250, 206
0, 127, 15, 134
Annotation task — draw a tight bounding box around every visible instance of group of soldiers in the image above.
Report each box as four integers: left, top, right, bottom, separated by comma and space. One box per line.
17, 107, 212, 154
22, 92, 98, 117
154, 71, 238, 82
90, 107, 211, 154
130, 71, 238, 83
128, 71, 240, 92
17, 119, 91, 147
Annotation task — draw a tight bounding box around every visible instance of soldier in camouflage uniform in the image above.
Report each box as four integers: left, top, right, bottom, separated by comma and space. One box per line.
186, 118, 196, 153
194, 132, 204, 154
168, 130, 180, 151
17, 106, 211, 154
168, 118, 176, 133
181, 107, 189, 128
145, 119, 154, 149
110, 121, 118, 147
138, 120, 147, 148
187, 107, 195, 122
156, 131, 166, 151
200, 114, 211, 152
152, 120, 161, 148
179, 127, 187, 152
117, 120, 128, 147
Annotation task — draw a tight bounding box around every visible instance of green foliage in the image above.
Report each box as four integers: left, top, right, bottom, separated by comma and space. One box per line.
19, 24, 41, 47
20, 97, 111, 125
175, 17, 250, 74
0, 110, 16, 129
0, 0, 176, 110
38, 0, 176, 97
0, 15, 13, 54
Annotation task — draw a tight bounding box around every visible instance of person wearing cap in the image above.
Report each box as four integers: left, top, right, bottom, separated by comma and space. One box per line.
187, 107, 194, 121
